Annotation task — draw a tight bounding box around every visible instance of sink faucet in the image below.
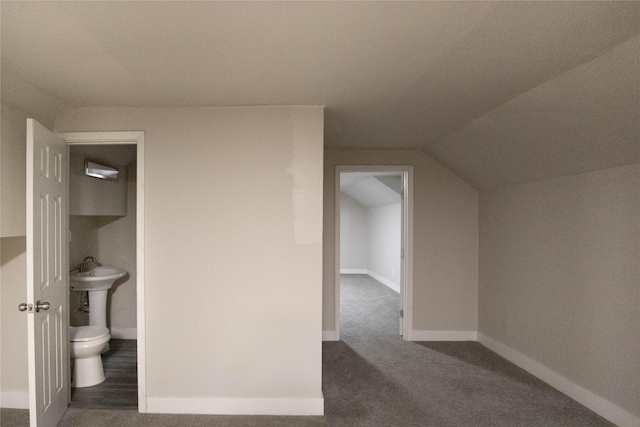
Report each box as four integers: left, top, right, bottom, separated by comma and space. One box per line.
80, 256, 97, 272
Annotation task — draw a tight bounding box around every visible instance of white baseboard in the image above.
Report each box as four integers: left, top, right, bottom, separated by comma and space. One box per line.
1, 391, 29, 409
322, 330, 339, 341
411, 330, 478, 341
340, 269, 367, 274
478, 333, 639, 427
146, 396, 324, 416
110, 327, 137, 340
366, 270, 400, 293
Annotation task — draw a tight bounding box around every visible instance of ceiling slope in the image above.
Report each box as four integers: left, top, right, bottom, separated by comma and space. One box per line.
341, 174, 402, 208
433, 35, 640, 190
1, 1, 638, 189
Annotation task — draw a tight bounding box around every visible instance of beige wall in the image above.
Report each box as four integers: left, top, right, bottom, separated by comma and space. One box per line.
339, 193, 368, 271
1, 104, 30, 237
0, 237, 28, 394
56, 106, 324, 405
0, 103, 34, 399
367, 203, 402, 287
69, 151, 128, 216
98, 164, 137, 334
1, 72, 72, 238
478, 164, 640, 416
0, 75, 69, 400
323, 149, 479, 333
1, 103, 55, 238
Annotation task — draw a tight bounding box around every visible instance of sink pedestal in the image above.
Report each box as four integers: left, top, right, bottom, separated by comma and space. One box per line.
88, 290, 108, 328
70, 266, 126, 334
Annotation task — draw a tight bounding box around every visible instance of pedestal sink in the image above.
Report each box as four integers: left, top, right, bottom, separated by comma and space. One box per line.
70, 267, 126, 328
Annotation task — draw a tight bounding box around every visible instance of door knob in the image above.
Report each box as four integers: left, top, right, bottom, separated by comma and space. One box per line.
35, 301, 50, 312
18, 303, 31, 312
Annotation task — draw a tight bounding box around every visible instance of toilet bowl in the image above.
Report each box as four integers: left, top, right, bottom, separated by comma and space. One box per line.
70, 326, 110, 388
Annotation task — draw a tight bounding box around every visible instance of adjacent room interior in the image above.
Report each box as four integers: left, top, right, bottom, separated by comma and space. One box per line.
67, 144, 138, 410
339, 171, 404, 336
0, 2, 638, 427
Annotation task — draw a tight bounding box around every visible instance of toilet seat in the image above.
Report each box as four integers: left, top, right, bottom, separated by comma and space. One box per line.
70, 326, 109, 342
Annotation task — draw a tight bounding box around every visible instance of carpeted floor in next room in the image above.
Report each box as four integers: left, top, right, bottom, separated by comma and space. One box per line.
1, 274, 613, 426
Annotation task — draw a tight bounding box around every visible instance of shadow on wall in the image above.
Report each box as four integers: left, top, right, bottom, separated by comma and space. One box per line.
1, 236, 26, 265
105, 273, 130, 328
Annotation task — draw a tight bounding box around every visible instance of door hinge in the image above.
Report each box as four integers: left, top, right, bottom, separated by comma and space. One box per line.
400, 309, 404, 318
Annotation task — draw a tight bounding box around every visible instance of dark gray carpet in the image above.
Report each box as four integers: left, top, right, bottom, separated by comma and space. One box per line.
1, 274, 613, 426
326, 274, 613, 426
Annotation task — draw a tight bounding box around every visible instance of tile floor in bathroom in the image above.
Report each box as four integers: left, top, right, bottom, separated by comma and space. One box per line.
70, 339, 138, 410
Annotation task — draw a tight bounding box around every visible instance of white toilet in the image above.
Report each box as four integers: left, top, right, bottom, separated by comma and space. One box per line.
70, 326, 111, 388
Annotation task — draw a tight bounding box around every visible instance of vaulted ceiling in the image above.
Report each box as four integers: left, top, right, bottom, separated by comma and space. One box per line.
341, 173, 402, 208
2, 1, 638, 190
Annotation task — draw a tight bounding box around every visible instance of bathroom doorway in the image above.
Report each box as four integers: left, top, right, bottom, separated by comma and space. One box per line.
61, 131, 146, 411
335, 166, 413, 341
67, 144, 137, 408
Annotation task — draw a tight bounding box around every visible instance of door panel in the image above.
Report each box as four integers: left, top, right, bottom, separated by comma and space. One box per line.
27, 119, 69, 427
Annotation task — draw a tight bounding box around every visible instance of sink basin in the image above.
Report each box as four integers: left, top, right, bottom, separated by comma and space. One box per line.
70, 266, 127, 291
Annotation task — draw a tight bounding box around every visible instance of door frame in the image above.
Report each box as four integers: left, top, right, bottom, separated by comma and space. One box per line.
59, 131, 146, 412
335, 165, 414, 341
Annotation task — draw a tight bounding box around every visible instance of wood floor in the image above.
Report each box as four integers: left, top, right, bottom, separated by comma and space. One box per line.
70, 339, 137, 410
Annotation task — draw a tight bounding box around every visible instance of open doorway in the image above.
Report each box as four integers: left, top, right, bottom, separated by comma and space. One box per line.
67, 143, 137, 409
61, 131, 146, 412
335, 166, 413, 341
24, 125, 146, 425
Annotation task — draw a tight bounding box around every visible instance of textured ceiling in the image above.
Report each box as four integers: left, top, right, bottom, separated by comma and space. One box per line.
2, 1, 639, 190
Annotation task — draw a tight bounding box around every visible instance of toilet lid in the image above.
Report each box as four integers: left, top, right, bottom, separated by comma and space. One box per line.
70, 326, 110, 342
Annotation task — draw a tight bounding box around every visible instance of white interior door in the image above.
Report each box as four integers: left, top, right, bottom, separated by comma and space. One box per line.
26, 118, 69, 427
